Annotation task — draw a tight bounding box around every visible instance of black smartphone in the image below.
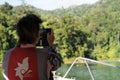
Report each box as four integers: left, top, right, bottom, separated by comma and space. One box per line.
36, 28, 52, 47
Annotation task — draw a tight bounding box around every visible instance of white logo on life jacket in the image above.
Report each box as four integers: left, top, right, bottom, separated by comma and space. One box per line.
15, 57, 32, 80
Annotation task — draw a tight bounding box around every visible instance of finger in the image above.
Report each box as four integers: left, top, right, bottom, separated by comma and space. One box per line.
50, 29, 54, 36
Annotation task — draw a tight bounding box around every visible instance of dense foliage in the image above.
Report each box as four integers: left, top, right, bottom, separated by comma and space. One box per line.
0, 0, 120, 62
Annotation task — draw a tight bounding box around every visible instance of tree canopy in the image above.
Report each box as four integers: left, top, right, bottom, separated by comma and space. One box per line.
0, 0, 120, 62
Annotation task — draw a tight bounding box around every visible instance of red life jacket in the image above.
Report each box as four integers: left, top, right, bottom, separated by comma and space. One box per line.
8, 48, 39, 80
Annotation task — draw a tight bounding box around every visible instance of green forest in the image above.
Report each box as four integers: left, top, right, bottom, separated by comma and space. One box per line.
0, 0, 120, 63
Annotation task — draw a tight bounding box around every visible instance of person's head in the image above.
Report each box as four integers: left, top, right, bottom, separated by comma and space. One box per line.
16, 14, 42, 45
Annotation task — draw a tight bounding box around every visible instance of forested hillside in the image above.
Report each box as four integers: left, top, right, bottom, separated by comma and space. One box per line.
0, 0, 120, 62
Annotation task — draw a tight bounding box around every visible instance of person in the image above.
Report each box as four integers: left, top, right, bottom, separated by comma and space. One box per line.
2, 14, 61, 80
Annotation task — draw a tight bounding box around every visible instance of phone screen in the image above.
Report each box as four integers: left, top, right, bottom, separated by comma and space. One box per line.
36, 28, 51, 47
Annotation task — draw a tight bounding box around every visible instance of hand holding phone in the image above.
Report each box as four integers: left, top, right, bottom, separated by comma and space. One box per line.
47, 29, 54, 46
36, 28, 54, 47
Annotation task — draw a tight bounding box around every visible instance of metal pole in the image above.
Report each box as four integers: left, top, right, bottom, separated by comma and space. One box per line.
77, 57, 120, 68
63, 58, 78, 78
63, 57, 120, 78
85, 60, 95, 80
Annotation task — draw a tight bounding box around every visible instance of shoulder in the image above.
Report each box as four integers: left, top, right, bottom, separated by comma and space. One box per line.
4, 48, 15, 57
35, 48, 50, 55
3, 48, 15, 62
2, 48, 15, 71
36, 47, 50, 52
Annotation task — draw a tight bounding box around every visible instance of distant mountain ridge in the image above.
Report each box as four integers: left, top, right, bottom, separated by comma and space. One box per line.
13, 0, 120, 18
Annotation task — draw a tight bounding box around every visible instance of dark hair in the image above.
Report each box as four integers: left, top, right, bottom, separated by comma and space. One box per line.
16, 14, 42, 44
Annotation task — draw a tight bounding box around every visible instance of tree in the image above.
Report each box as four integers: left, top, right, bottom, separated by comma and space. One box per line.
0, 2, 13, 14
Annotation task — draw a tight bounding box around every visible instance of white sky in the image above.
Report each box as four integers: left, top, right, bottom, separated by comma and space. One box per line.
0, 0, 99, 10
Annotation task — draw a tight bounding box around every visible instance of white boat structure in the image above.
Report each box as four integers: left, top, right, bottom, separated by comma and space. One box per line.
54, 57, 120, 80
1, 57, 120, 80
